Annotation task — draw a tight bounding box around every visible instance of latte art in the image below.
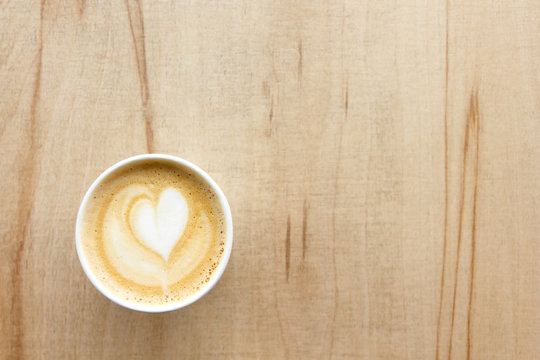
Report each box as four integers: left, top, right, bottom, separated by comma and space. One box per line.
80, 160, 226, 306
128, 187, 188, 262
103, 185, 208, 289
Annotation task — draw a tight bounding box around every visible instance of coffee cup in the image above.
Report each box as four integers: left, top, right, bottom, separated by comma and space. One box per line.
75, 154, 233, 312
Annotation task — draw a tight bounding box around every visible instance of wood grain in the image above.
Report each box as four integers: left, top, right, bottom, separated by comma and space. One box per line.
1, 0, 539, 359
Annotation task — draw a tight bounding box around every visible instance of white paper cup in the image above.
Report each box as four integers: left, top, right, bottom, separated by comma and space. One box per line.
75, 154, 233, 312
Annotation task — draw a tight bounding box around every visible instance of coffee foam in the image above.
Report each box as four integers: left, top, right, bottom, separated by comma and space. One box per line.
80, 160, 226, 306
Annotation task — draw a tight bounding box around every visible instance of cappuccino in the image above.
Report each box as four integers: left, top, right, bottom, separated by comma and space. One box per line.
78, 158, 227, 307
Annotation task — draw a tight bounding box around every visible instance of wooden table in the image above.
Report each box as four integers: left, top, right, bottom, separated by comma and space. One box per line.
2, 1, 539, 358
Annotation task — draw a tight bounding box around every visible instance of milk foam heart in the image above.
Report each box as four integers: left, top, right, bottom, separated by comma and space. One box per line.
130, 188, 188, 261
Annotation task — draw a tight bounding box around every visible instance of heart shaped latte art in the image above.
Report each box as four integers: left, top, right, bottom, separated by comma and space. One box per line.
101, 183, 212, 288
129, 188, 188, 261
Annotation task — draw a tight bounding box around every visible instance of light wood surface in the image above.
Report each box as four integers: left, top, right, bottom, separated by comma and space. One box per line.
1, 1, 539, 359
